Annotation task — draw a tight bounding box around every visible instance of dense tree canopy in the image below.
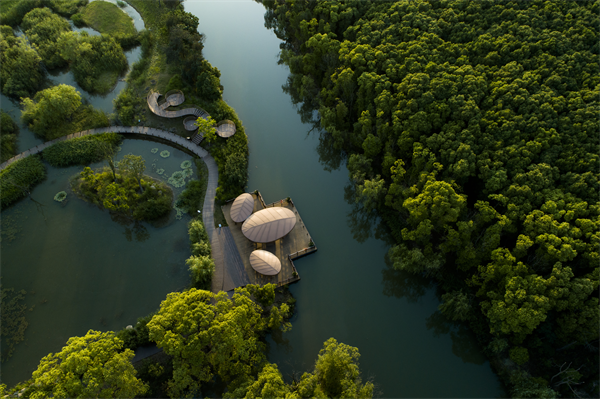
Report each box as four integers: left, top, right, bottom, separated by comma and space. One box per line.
260, 0, 599, 397
24, 330, 147, 398
58, 30, 128, 94
21, 7, 71, 69
147, 285, 291, 398
0, 111, 19, 163
21, 84, 81, 138
0, 25, 44, 98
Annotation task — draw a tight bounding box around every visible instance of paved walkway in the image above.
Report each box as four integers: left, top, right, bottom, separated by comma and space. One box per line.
0, 125, 225, 293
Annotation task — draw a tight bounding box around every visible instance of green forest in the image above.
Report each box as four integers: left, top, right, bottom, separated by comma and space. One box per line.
259, 0, 599, 397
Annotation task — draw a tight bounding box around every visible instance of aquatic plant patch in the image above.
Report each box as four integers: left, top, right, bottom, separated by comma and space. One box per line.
160, 150, 170, 158
0, 287, 31, 362
0, 155, 46, 210
168, 170, 186, 188
151, 148, 158, 154
53, 191, 67, 202
180, 160, 192, 169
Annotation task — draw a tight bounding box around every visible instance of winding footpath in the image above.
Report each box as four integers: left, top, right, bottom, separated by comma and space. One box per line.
0, 125, 225, 293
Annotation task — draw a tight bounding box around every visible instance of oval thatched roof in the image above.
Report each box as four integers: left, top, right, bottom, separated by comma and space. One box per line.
249, 250, 281, 275
230, 193, 254, 223
242, 207, 296, 243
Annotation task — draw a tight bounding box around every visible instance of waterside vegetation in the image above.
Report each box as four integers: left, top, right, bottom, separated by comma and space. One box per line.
0, 155, 46, 210
260, 0, 599, 397
0, 111, 19, 163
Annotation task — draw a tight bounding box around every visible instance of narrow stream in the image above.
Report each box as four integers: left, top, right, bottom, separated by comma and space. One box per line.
186, 1, 505, 397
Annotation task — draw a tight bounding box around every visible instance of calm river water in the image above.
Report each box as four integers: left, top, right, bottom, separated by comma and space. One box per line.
186, 1, 505, 397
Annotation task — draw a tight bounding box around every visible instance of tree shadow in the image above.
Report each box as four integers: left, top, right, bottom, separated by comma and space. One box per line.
425, 310, 487, 365
111, 213, 150, 242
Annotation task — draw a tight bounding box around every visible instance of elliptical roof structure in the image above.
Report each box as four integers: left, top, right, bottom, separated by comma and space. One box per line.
249, 250, 282, 275
241, 207, 296, 243
230, 193, 254, 223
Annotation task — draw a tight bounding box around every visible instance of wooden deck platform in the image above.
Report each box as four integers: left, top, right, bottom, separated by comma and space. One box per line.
221, 191, 317, 289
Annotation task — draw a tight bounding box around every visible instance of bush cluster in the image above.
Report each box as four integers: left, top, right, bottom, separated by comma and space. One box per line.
0, 155, 46, 210
115, 313, 154, 351
0, 111, 19, 163
74, 167, 172, 221
42, 133, 122, 167
186, 219, 213, 289
0, 25, 44, 98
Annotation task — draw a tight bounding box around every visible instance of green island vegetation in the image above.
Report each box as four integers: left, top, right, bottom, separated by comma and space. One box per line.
72, 154, 173, 221
21, 7, 71, 69
21, 84, 108, 140
73, 0, 139, 48
0, 25, 44, 98
116, 0, 249, 203
58, 30, 128, 94
260, 0, 600, 397
0, 0, 85, 28
0, 111, 19, 162
0, 285, 373, 398
2, 3, 130, 96
42, 132, 123, 167
0, 155, 46, 210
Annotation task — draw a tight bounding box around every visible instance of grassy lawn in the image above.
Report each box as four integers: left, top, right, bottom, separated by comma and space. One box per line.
81, 0, 137, 37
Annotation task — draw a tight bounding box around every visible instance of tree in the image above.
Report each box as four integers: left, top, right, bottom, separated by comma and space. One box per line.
295, 338, 374, 398
118, 153, 145, 192
26, 330, 147, 398
102, 182, 130, 212
21, 84, 82, 138
186, 255, 215, 288
147, 286, 290, 398
194, 115, 217, 143
439, 290, 472, 322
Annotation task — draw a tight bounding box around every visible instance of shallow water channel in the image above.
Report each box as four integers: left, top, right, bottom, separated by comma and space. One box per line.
186, 1, 506, 397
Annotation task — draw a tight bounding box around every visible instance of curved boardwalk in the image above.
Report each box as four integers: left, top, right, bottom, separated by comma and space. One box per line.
147, 91, 210, 120
0, 125, 225, 293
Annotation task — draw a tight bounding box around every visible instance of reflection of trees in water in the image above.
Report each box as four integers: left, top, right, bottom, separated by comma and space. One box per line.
111, 213, 150, 242
282, 75, 347, 173
426, 310, 487, 365
381, 253, 433, 303
344, 182, 394, 245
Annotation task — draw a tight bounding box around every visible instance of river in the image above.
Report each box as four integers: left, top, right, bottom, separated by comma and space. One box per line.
185, 1, 505, 397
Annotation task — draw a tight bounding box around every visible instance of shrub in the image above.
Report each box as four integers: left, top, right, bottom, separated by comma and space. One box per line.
186, 255, 214, 289
0, 0, 42, 27
175, 180, 202, 213
53, 191, 67, 202
165, 74, 183, 93
0, 155, 46, 210
115, 313, 155, 351
0, 111, 19, 162
42, 133, 123, 167
509, 346, 530, 365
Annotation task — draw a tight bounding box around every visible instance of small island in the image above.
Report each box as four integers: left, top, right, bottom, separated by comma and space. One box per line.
72, 154, 172, 221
